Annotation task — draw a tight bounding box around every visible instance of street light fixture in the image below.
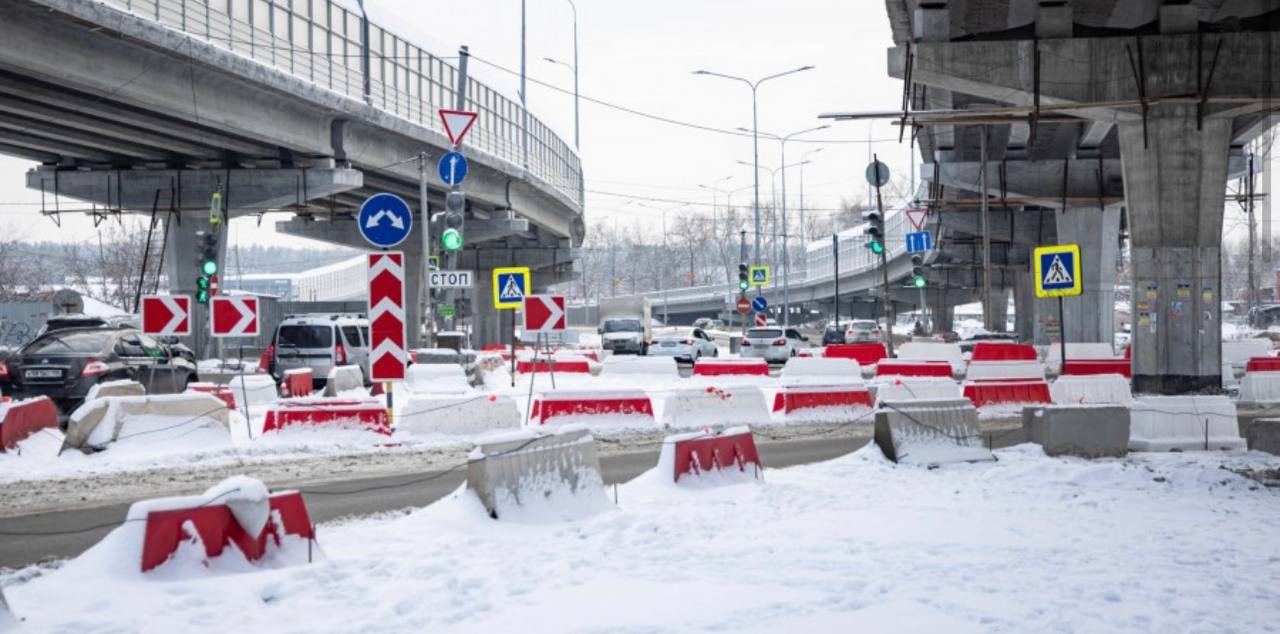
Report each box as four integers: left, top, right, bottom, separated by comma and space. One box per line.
692, 65, 815, 281
542, 0, 579, 149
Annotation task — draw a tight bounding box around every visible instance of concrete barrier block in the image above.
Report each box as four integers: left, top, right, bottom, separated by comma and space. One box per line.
1050, 374, 1132, 405
1246, 419, 1280, 455
84, 379, 146, 402
965, 361, 1047, 380
1238, 372, 1280, 403
872, 377, 961, 404
1129, 395, 1245, 452
873, 398, 993, 465
64, 393, 231, 451
227, 374, 279, 409
396, 393, 521, 435
1022, 405, 1130, 458
187, 382, 236, 409
322, 365, 365, 396
660, 386, 770, 428
466, 426, 610, 520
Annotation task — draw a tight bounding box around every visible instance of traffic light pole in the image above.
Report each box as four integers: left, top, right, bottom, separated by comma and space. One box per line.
419, 153, 435, 348
873, 171, 894, 357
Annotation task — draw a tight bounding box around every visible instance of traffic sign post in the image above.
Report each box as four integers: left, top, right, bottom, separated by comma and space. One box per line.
1033, 243, 1083, 376
209, 296, 260, 338
749, 265, 770, 287
867, 156, 894, 356
141, 295, 191, 336
905, 231, 932, 253
358, 193, 413, 248
368, 252, 408, 382
437, 151, 469, 186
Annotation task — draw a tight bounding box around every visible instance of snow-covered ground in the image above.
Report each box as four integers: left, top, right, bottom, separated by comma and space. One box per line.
4, 443, 1278, 632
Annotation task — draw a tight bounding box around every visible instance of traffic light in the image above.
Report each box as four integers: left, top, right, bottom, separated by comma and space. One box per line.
862, 210, 885, 254
196, 229, 218, 302
911, 255, 927, 288
738, 263, 749, 291
441, 191, 465, 251
196, 275, 210, 303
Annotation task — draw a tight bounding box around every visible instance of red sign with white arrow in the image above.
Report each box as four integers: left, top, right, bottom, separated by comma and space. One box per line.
210, 296, 260, 338
368, 252, 407, 381
523, 295, 566, 334
438, 109, 478, 146
141, 295, 191, 336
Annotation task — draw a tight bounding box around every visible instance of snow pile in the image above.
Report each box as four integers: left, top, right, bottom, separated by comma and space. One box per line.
404, 363, 471, 394
779, 357, 862, 385
658, 385, 770, 428
871, 377, 961, 404
895, 341, 965, 374
396, 393, 521, 436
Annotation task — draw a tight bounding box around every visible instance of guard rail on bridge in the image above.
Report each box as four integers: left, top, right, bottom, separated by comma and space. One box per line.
103, 0, 582, 206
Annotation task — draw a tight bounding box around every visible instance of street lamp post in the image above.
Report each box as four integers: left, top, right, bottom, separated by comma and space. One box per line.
692, 65, 814, 285
543, 0, 579, 149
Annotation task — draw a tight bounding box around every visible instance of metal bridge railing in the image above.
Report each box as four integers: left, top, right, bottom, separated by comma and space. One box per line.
101, 0, 584, 208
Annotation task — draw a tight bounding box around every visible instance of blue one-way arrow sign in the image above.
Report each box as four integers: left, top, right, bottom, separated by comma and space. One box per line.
751, 296, 768, 312
905, 231, 932, 253
438, 151, 469, 187
358, 193, 413, 248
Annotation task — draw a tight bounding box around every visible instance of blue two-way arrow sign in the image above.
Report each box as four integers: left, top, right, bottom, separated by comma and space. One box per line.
358, 193, 413, 248
438, 151, 469, 187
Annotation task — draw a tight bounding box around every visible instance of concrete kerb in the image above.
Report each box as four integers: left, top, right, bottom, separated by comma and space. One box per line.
466, 426, 609, 520
1022, 405, 1130, 458
873, 398, 994, 466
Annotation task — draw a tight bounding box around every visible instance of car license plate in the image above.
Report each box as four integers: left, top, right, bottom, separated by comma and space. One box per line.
24, 369, 61, 379
661, 342, 676, 347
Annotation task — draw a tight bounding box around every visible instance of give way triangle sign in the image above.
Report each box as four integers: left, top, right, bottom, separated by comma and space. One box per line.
905, 207, 928, 231
439, 109, 478, 146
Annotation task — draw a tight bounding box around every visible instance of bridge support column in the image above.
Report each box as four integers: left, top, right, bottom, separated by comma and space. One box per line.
1055, 206, 1120, 345
1122, 111, 1231, 394
1013, 268, 1057, 345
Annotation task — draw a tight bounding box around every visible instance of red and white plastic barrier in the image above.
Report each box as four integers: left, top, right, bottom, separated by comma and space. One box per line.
137, 480, 317, 573
962, 378, 1051, 407
692, 358, 769, 377
281, 368, 314, 397
1062, 359, 1131, 378
0, 396, 58, 451
771, 385, 873, 415
262, 399, 390, 435
823, 343, 887, 366
1050, 374, 1132, 405
659, 386, 769, 428
872, 377, 962, 404
667, 427, 763, 483
528, 390, 655, 425
965, 361, 1046, 380
1245, 356, 1280, 373
516, 358, 592, 374
969, 342, 1037, 362
187, 382, 236, 409
875, 359, 954, 378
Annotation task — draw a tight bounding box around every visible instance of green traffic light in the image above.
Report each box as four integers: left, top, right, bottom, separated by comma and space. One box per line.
196, 289, 210, 303
441, 228, 463, 251
913, 275, 926, 288
867, 240, 885, 254
738, 279, 749, 290
201, 259, 218, 276
196, 276, 209, 290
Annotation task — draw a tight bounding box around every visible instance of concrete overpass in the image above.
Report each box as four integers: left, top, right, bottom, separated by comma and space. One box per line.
0, 0, 583, 350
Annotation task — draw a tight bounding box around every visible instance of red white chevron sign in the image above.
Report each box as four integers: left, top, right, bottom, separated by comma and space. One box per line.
368, 252, 407, 381
210, 296, 259, 337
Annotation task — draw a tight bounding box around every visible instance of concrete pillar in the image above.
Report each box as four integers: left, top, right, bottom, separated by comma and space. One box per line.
163, 211, 213, 356
986, 288, 1010, 333
1055, 205, 1120, 344
1014, 267, 1058, 345
1120, 109, 1232, 393
933, 301, 955, 333
471, 271, 506, 347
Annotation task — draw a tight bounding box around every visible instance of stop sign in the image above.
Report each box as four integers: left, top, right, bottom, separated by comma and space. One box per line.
735, 297, 751, 315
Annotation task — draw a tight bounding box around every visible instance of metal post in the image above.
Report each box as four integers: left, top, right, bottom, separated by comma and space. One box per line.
662, 208, 669, 325
780, 144, 790, 326
1057, 296, 1067, 378
833, 233, 840, 328
568, 0, 580, 149
740, 229, 748, 336
456, 46, 470, 111
751, 86, 761, 277
520, 0, 529, 169
873, 154, 894, 357
980, 127, 994, 331
356, 0, 370, 105
419, 153, 433, 347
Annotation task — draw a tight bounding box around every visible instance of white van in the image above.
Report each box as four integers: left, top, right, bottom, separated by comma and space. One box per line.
265, 314, 370, 387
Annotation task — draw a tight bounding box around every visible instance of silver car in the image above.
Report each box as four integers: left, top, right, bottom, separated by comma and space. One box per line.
739, 327, 806, 363
266, 314, 370, 387
649, 327, 719, 363
846, 320, 883, 343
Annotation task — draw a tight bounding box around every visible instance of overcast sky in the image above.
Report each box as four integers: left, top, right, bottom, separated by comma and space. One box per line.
0, 0, 1271, 249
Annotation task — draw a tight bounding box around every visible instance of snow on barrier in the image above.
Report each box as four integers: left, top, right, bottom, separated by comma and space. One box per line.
262, 399, 390, 435
1245, 356, 1280, 373
1022, 405, 1130, 458
873, 398, 993, 465
1128, 396, 1245, 451
282, 368, 314, 397
1062, 359, 1131, 378
186, 382, 236, 409
466, 426, 611, 521
823, 343, 887, 366
896, 341, 965, 374
1050, 374, 1132, 405
969, 342, 1037, 362
516, 358, 592, 374
228, 374, 279, 410
660, 386, 770, 428
965, 361, 1046, 380
1238, 370, 1280, 403
1222, 339, 1273, 387
84, 379, 146, 402
0, 396, 58, 451
601, 356, 679, 377
135, 476, 318, 574
396, 393, 521, 435
872, 377, 961, 404
875, 359, 954, 378
771, 385, 873, 422
664, 427, 762, 484
528, 389, 655, 426
1045, 342, 1118, 374
322, 365, 365, 397
405, 363, 471, 393
962, 379, 1052, 407
63, 393, 231, 452
782, 356, 862, 379
692, 358, 769, 377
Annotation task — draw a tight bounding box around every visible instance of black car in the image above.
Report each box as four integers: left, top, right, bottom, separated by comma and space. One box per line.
821, 324, 848, 346
0, 327, 198, 418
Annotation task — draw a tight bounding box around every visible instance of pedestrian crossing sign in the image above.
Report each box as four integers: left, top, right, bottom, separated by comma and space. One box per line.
749, 265, 770, 287
1033, 244, 1082, 298
492, 266, 531, 310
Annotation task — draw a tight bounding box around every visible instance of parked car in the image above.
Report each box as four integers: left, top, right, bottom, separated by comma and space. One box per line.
691, 318, 727, 331
264, 314, 370, 387
0, 327, 198, 419
648, 327, 719, 363
740, 327, 805, 363
37, 313, 138, 338
821, 324, 848, 346
846, 320, 882, 343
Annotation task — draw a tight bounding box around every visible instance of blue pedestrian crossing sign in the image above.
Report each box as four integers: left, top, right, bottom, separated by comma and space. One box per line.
749, 265, 770, 287
1033, 244, 1082, 298
751, 296, 768, 312
492, 266, 531, 310
905, 231, 932, 253
438, 151, 469, 186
